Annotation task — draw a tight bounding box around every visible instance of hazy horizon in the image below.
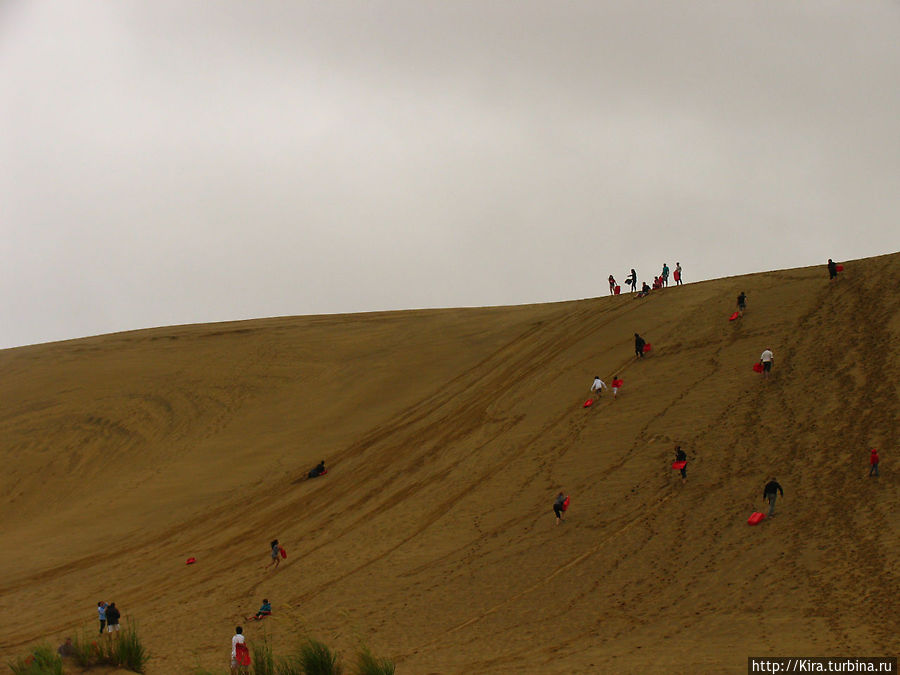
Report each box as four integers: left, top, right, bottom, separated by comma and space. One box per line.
3, 1, 899, 349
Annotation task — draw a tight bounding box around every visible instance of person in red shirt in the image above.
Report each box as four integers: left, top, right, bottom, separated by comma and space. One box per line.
869, 448, 880, 477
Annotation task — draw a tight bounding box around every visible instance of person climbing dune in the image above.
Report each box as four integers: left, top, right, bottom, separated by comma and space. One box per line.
634, 333, 646, 358
590, 376, 607, 399
763, 478, 784, 517
737, 292, 747, 317
674, 446, 687, 483
553, 492, 569, 525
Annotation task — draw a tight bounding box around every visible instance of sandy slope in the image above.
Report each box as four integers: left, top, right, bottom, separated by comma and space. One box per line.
1, 254, 898, 674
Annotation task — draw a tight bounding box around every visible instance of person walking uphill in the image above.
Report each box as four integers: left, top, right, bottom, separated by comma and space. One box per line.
675, 446, 687, 482
869, 448, 880, 477
268, 539, 281, 569
553, 492, 569, 525
634, 333, 646, 358
763, 478, 784, 517
737, 292, 747, 317
828, 258, 838, 280
759, 348, 774, 379
590, 376, 607, 399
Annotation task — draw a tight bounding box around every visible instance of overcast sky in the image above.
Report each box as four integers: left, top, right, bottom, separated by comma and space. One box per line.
2, 1, 898, 349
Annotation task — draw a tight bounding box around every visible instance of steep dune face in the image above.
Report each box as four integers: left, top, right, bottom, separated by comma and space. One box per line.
1, 254, 898, 674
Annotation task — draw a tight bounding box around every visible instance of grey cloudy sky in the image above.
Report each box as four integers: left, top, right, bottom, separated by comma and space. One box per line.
2, 1, 898, 349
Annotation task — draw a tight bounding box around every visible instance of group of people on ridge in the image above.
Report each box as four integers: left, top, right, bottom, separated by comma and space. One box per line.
610, 263, 683, 298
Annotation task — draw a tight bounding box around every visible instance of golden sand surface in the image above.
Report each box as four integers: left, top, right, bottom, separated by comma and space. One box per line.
1, 254, 897, 674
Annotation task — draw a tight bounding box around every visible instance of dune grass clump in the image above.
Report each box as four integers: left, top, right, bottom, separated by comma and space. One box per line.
353, 647, 395, 675
252, 635, 276, 675
296, 638, 342, 675
67, 620, 148, 672
8, 645, 63, 675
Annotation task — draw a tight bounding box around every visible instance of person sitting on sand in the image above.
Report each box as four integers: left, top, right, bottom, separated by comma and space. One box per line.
308, 460, 326, 479
246, 599, 272, 621
636, 282, 651, 298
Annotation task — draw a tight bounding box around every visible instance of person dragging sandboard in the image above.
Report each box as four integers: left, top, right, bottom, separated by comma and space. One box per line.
553, 492, 569, 525
674, 446, 687, 483
634, 333, 646, 358
590, 376, 607, 400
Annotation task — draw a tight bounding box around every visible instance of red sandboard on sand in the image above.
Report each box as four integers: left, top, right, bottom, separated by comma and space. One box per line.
643, 343, 652, 353
836, 264, 844, 272
185, 557, 196, 565
729, 311, 740, 321
672, 461, 686, 470
583, 399, 594, 408
235, 643, 251, 666
279, 547, 287, 559
747, 512, 766, 526
562, 496, 570, 512
614, 285, 621, 295
752, 362, 764, 373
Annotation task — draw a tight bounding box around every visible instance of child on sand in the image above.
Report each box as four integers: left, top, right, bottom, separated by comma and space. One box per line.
869, 448, 880, 477
674, 263, 683, 286
553, 492, 568, 525
97, 601, 108, 635
611, 376, 623, 399
246, 599, 272, 621
674, 446, 687, 482
759, 348, 774, 379
231, 627, 249, 674
590, 376, 607, 399
634, 333, 646, 358
763, 478, 784, 516
608, 275, 616, 295
268, 539, 281, 569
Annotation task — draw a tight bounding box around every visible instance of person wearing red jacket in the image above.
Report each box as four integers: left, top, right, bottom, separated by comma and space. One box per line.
869, 448, 880, 477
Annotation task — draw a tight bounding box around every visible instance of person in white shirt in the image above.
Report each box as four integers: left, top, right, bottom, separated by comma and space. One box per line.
590, 376, 607, 398
231, 627, 247, 674
759, 348, 774, 379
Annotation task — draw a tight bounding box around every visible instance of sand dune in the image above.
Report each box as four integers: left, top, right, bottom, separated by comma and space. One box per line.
1, 254, 898, 674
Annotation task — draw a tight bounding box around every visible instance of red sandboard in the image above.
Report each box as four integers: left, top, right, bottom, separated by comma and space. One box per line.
583, 399, 594, 408
614, 285, 621, 295
752, 362, 764, 373
836, 264, 844, 272
612, 379, 623, 388
643, 343, 652, 353
279, 546, 287, 559
672, 461, 686, 470
185, 557, 196, 565
562, 496, 570, 512
747, 512, 766, 526
729, 311, 740, 321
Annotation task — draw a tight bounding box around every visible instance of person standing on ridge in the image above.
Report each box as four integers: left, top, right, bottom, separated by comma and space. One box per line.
626, 269, 637, 292
661, 263, 670, 287
553, 492, 568, 525
869, 448, 880, 477
759, 348, 774, 380
674, 262, 683, 286
763, 478, 784, 517
828, 258, 838, 280
674, 446, 687, 482
634, 333, 646, 358
737, 292, 747, 317
590, 376, 607, 399
608, 275, 617, 295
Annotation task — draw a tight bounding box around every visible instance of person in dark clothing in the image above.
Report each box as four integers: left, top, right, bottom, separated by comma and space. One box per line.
553, 492, 568, 524
737, 292, 747, 317
636, 282, 651, 298
626, 269, 637, 292
105, 602, 121, 633
308, 460, 326, 479
675, 446, 687, 482
608, 275, 616, 295
763, 478, 784, 516
828, 259, 838, 280
634, 333, 646, 358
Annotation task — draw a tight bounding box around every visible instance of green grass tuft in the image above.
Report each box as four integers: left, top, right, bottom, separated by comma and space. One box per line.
354, 647, 395, 675
8, 644, 64, 675
296, 638, 342, 675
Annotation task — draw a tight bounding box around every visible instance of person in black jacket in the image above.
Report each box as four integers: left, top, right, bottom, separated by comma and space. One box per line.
626, 269, 637, 293
308, 460, 326, 479
675, 446, 687, 482
553, 492, 568, 525
828, 258, 838, 280
763, 478, 784, 516
634, 333, 646, 358
105, 602, 121, 633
